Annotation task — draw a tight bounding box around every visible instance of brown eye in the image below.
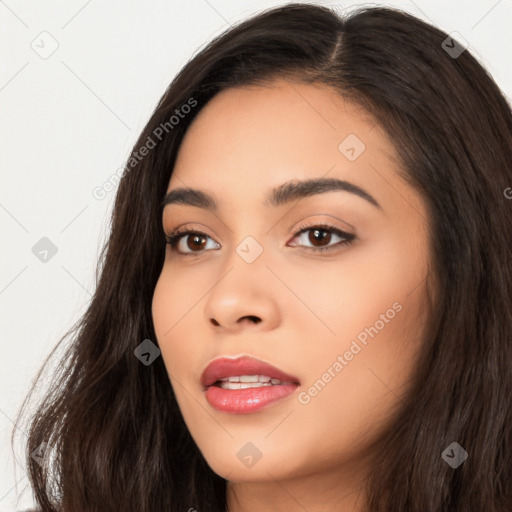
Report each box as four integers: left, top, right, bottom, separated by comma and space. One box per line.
308, 228, 331, 247
165, 230, 220, 255
186, 234, 208, 251
289, 224, 355, 253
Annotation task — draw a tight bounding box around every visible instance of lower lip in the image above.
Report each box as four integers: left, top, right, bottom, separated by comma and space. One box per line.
204, 383, 298, 413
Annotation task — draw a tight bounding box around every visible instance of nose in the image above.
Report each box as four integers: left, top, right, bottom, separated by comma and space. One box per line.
203, 266, 281, 334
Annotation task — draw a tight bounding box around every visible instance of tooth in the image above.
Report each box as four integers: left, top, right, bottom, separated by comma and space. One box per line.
215, 375, 289, 389
219, 382, 240, 390
241, 382, 273, 389
240, 375, 259, 383
218, 381, 273, 390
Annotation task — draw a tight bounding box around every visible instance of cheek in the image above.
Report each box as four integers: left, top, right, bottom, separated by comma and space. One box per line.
281, 240, 428, 419
271, 236, 426, 347
280, 282, 427, 473
298, 294, 425, 413
152, 270, 199, 377
152, 273, 207, 431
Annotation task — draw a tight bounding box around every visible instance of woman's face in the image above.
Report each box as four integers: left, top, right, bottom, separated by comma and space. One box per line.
152, 80, 432, 489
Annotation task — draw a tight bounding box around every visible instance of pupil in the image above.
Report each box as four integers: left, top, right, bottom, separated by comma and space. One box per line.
310, 228, 330, 246
189, 235, 205, 250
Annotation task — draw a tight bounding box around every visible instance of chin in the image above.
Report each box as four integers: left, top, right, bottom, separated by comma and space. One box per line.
196, 437, 308, 483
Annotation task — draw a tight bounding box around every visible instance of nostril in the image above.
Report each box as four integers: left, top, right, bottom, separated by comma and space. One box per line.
243, 315, 261, 324
210, 316, 261, 326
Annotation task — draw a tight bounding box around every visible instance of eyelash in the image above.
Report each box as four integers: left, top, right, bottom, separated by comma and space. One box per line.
165, 222, 355, 257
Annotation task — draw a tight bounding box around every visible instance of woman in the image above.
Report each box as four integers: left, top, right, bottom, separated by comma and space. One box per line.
14, 3, 512, 511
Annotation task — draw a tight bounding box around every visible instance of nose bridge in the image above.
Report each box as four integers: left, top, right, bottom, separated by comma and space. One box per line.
234, 232, 266, 265
216, 231, 270, 301
202, 231, 280, 331
219, 207, 270, 266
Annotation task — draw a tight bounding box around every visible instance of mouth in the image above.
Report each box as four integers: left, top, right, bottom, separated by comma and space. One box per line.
201, 355, 300, 414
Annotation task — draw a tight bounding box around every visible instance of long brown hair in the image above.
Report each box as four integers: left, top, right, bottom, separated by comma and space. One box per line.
13, 3, 512, 511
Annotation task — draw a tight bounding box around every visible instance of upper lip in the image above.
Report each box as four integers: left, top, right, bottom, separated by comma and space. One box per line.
201, 355, 300, 388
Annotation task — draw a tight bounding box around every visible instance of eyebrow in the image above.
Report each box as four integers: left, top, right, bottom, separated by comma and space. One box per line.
161, 177, 381, 211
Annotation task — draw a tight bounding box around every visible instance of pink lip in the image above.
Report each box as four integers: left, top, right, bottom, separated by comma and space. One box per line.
201, 355, 300, 414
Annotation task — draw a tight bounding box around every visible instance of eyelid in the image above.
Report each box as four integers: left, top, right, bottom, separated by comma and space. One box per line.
164, 223, 216, 242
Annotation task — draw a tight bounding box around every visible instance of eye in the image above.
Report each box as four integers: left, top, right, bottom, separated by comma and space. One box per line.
165, 228, 220, 256
288, 223, 355, 253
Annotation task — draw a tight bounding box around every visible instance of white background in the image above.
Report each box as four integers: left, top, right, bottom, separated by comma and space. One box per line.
1, 1, 511, 510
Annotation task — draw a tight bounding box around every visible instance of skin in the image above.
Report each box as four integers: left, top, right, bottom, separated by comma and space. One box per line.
152, 79, 433, 512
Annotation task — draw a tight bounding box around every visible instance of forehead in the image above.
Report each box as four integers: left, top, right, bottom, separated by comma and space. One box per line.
167, 80, 404, 211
